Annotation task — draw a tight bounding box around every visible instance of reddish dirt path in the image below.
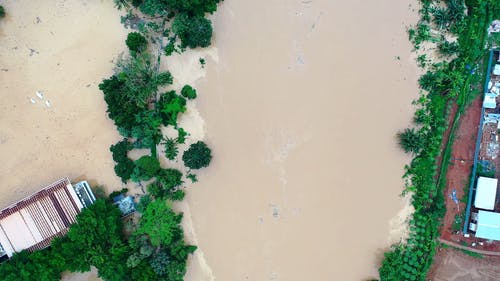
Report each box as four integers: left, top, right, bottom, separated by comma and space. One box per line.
439, 94, 500, 252
440, 96, 482, 241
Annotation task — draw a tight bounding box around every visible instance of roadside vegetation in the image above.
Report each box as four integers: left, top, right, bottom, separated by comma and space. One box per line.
381, 0, 499, 280
0, 1, 218, 280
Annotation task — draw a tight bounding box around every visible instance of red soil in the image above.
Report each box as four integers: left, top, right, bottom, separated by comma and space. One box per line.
439, 94, 500, 252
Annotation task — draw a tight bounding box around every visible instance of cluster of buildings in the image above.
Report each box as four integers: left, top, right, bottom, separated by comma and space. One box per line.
465, 49, 500, 241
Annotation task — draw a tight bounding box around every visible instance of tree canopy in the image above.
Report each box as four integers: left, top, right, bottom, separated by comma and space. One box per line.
136, 200, 182, 246
131, 155, 161, 182
126, 32, 148, 53
182, 141, 212, 169
172, 13, 213, 48
181, 84, 197, 99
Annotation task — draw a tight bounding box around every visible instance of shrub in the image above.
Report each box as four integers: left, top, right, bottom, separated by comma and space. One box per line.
172, 13, 213, 48
131, 155, 161, 182
136, 194, 152, 213
110, 140, 135, 182
163, 137, 179, 160
182, 141, 212, 169
181, 85, 197, 99
157, 91, 187, 126
0, 6, 5, 18
126, 32, 148, 53
397, 128, 424, 154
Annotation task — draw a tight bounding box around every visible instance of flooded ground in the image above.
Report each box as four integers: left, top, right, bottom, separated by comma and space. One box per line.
0, 0, 420, 280
183, 0, 419, 280
0, 0, 126, 207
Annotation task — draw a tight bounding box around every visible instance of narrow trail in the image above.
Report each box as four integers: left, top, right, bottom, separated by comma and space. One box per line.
439, 238, 500, 256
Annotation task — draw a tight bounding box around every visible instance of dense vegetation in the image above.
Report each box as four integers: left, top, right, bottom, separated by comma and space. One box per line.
126, 32, 148, 53
0, 199, 194, 281
116, 0, 219, 51
183, 141, 212, 169
382, 0, 499, 280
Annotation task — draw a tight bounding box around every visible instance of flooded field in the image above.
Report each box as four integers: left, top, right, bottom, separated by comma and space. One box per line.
0, 0, 420, 280
184, 0, 419, 280
0, 0, 126, 207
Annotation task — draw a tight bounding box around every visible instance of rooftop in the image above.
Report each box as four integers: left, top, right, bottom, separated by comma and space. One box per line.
0, 178, 95, 257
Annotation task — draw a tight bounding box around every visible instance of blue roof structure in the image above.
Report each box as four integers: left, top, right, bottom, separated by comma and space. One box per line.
476, 210, 500, 240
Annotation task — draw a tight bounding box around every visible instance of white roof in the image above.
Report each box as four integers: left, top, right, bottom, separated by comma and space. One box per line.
474, 177, 498, 210
476, 210, 500, 240
483, 93, 497, 109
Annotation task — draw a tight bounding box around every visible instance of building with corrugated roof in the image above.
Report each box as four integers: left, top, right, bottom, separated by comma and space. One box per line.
0, 178, 96, 258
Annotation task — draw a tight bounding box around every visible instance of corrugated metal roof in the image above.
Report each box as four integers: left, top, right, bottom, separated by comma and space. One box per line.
0, 178, 83, 257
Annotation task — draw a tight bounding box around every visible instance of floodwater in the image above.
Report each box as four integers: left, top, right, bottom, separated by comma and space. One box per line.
0, 0, 126, 207
0, 0, 420, 280
182, 0, 419, 280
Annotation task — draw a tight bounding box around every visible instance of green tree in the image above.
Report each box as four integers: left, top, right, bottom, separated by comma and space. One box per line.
139, 0, 221, 16
116, 53, 173, 108
172, 13, 213, 48
131, 155, 161, 182
181, 84, 197, 99
182, 141, 212, 169
99, 75, 143, 132
163, 137, 179, 160
157, 90, 187, 126
60, 199, 130, 281
136, 200, 182, 246
150, 250, 170, 276
0, 6, 5, 18
131, 110, 162, 149
110, 140, 135, 182
126, 32, 148, 53
397, 128, 424, 154
136, 194, 152, 213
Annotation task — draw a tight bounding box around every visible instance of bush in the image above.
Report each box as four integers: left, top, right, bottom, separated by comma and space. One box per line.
182, 141, 212, 169
157, 91, 186, 126
131, 155, 161, 182
126, 32, 148, 53
110, 140, 135, 182
172, 13, 213, 48
163, 137, 179, 160
397, 128, 424, 154
181, 85, 197, 99
0, 6, 5, 18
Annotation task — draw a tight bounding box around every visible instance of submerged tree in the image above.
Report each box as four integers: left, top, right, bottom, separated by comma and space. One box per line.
172, 13, 213, 48
131, 155, 161, 182
181, 84, 197, 99
136, 200, 182, 246
397, 128, 424, 154
126, 32, 148, 53
182, 141, 212, 169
